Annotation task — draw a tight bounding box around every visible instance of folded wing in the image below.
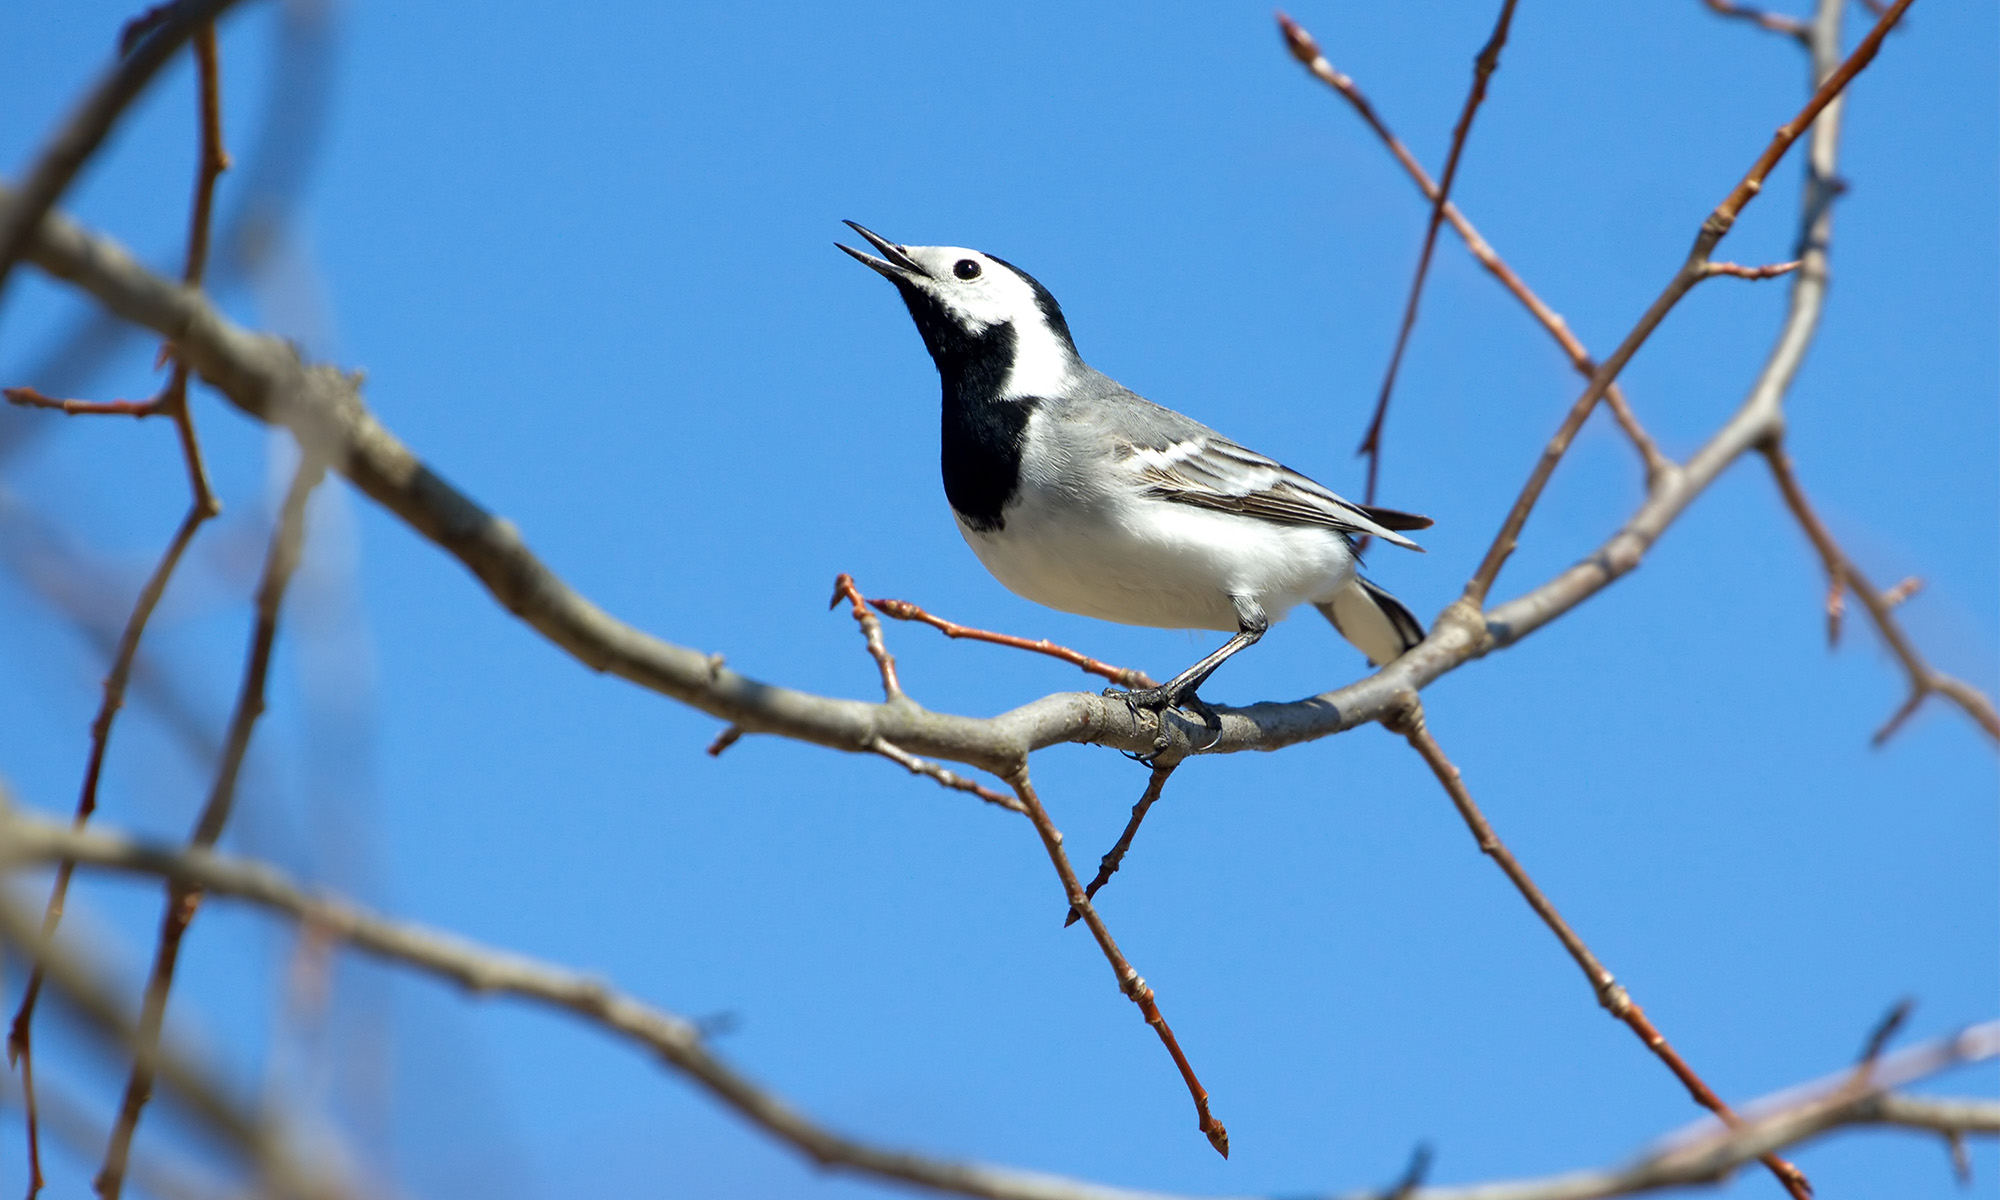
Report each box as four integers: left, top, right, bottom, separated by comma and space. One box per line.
1122, 435, 1429, 550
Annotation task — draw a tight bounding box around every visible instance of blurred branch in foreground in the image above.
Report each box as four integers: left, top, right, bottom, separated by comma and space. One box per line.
1, 802, 1995, 1200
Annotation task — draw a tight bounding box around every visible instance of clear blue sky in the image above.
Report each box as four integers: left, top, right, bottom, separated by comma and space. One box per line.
1, 2, 1993, 1197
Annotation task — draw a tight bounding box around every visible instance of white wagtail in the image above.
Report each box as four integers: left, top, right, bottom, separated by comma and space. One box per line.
838, 222, 1431, 721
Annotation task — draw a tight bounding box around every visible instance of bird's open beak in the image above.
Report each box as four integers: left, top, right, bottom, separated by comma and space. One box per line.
836, 220, 929, 280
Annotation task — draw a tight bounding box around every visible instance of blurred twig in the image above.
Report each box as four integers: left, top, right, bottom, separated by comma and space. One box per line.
1699, 0, 1813, 43
2, 805, 1997, 1200
8, 19, 235, 1191
98, 458, 322, 1200
0, 0, 250, 306
0, 893, 343, 1200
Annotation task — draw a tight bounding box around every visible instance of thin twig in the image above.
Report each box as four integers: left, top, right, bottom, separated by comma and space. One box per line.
1007, 771, 1227, 1158
96, 458, 322, 1200
868, 737, 1024, 814
1277, 12, 1670, 481
0, 0, 247, 305
1759, 438, 2000, 744
869, 596, 1155, 689
1390, 701, 1815, 1200
0, 1072, 232, 1200
4, 808, 1999, 1200
1066, 764, 1176, 926
3, 386, 163, 415
10, 24, 232, 1192
1857, 998, 1914, 1065
1464, 0, 1917, 607
0, 897, 340, 1200
1700, 0, 1813, 42
1387, 1144, 1435, 1200
5, 503, 206, 1197
831, 573, 902, 700
1353, 0, 1520, 516
1705, 259, 1802, 280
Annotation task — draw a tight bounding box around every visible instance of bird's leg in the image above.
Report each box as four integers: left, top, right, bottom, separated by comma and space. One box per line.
1111, 598, 1268, 733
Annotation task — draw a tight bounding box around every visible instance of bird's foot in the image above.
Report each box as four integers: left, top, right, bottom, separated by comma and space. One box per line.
1105, 684, 1225, 761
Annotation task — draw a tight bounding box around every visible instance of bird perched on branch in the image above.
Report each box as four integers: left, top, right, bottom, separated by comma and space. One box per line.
839, 221, 1431, 724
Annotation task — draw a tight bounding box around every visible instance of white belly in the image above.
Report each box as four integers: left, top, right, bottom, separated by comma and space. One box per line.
957, 488, 1357, 632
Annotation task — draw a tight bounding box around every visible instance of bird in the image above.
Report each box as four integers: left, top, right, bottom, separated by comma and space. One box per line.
837, 221, 1432, 726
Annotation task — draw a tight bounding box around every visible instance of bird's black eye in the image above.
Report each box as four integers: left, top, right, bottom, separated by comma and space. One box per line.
953, 259, 982, 280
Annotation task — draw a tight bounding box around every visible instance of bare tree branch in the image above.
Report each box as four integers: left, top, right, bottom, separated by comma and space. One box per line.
0, 0, 250, 305
1699, 0, 1813, 43
0, 894, 347, 1200
869, 594, 1155, 689
1008, 772, 1228, 1157
833, 572, 904, 700
9, 20, 234, 1189
1352, 0, 1520, 515
1760, 439, 2000, 743
1390, 701, 1813, 1199
99, 458, 322, 1200
1068, 763, 1176, 925
1704, 259, 1802, 280
1465, 0, 1915, 606
5, 138, 1986, 796
1, 806, 1996, 1200
867, 736, 1024, 814
1276, 12, 1670, 481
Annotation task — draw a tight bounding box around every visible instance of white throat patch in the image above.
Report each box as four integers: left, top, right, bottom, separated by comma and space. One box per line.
1003, 315, 1076, 400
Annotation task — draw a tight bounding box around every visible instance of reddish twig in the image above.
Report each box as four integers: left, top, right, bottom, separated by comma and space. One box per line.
831, 573, 902, 700
868, 737, 1024, 814
1705, 259, 1802, 280
1465, 0, 1917, 607
1008, 771, 1227, 1158
95, 458, 322, 1200
3, 386, 165, 416
1700, 0, 1813, 42
10, 25, 232, 1195
868, 595, 1156, 689
1065, 763, 1176, 926
1351, 0, 1520, 517
179, 22, 231, 288
1759, 438, 2000, 745
1278, 12, 1670, 482
827, 582, 1027, 809
1389, 701, 1816, 1200
4, 503, 207, 1197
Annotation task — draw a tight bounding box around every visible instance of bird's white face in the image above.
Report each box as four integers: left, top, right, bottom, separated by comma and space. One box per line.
840, 223, 1080, 399
884, 244, 1042, 335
